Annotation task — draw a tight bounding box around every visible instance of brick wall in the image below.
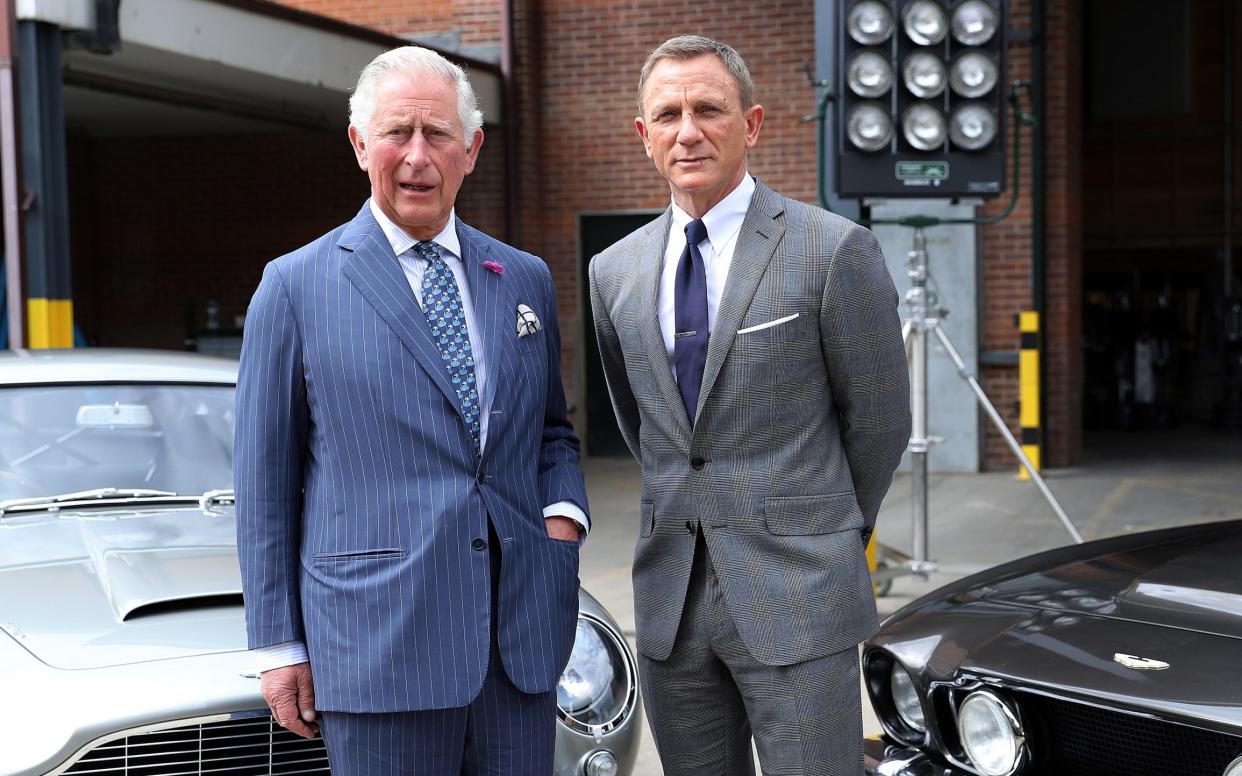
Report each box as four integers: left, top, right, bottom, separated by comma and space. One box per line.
277, 0, 500, 45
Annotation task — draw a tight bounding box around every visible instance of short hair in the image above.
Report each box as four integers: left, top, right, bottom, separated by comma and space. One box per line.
637, 35, 756, 113
349, 46, 484, 148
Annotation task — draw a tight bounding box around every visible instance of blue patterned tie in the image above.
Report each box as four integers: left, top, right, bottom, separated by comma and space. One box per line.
414, 241, 481, 455
674, 218, 710, 425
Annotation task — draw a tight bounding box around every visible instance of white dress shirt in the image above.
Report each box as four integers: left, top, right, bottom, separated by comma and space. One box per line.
253, 202, 587, 672
659, 174, 756, 363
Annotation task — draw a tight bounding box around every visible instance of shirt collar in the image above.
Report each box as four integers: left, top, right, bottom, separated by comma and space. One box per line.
669, 173, 756, 249
368, 198, 462, 259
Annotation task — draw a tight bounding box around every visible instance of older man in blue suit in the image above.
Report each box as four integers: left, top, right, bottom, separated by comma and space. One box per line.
235, 46, 589, 775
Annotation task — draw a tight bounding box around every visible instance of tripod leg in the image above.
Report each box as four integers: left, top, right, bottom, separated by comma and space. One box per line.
930, 323, 1085, 544
902, 319, 914, 360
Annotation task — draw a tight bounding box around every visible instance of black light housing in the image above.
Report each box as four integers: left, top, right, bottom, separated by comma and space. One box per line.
835, 0, 1007, 198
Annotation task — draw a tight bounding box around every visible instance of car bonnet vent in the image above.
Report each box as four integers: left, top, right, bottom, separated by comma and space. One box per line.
122, 593, 244, 621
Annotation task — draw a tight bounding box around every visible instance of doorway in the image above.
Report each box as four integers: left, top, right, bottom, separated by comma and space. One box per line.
578, 212, 662, 456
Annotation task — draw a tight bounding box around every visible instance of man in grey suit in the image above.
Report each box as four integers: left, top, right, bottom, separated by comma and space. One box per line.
589, 36, 910, 775
236, 46, 588, 774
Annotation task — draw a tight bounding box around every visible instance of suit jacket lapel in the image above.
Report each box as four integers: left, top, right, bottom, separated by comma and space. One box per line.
338, 206, 465, 420
634, 209, 694, 437
457, 221, 509, 454
696, 183, 786, 415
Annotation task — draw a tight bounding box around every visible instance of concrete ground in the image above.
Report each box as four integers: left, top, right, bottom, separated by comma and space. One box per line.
578, 428, 1242, 775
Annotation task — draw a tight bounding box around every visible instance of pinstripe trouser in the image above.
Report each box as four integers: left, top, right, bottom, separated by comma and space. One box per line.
639, 534, 864, 776
318, 521, 557, 775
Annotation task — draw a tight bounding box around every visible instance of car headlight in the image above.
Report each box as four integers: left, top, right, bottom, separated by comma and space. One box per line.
556, 615, 636, 734
847, 50, 893, 98
957, 690, 1026, 776
846, 102, 894, 152
950, 103, 997, 150
847, 0, 894, 45
952, 0, 998, 46
1226, 756, 1242, 776
902, 102, 946, 151
903, 0, 948, 46
889, 664, 926, 733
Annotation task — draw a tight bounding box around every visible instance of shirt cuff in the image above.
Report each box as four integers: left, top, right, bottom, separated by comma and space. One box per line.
544, 501, 589, 540
254, 640, 309, 673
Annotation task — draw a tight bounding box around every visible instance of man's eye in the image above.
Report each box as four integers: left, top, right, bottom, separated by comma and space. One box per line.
700, 106, 720, 115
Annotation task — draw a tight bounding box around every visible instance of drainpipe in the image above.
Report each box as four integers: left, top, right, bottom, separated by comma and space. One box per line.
500, 0, 518, 245
1031, 0, 1047, 456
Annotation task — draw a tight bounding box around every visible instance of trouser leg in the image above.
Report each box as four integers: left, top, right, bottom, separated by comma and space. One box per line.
639, 534, 756, 776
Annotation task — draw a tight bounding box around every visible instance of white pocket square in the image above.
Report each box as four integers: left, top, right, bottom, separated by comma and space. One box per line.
736, 313, 800, 335
517, 304, 542, 337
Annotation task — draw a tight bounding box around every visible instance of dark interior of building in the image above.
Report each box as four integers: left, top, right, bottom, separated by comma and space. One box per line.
1082, 0, 1242, 437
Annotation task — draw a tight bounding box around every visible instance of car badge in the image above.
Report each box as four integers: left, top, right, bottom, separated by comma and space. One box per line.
1113, 653, 1170, 671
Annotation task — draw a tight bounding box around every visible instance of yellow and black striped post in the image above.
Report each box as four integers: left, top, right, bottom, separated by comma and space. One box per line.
19, 20, 73, 349
1017, 311, 1040, 479
26, 297, 72, 348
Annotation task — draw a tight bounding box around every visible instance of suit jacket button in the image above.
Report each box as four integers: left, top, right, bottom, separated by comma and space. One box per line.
476, 471, 486, 485
685, 520, 696, 534
690, 456, 706, 470
472, 537, 486, 551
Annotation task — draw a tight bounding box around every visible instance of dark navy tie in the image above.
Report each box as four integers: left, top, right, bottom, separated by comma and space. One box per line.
674, 218, 709, 425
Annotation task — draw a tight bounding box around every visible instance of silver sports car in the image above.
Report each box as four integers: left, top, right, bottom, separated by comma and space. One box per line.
0, 349, 640, 776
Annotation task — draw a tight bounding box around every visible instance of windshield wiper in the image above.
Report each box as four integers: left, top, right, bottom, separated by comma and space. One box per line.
199, 489, 235, 510
0, 487, 179, 516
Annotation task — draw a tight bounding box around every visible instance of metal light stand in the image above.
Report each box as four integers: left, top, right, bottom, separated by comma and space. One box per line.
851, 85, 1085, 592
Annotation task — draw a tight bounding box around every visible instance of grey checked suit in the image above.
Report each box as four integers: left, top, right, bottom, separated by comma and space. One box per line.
589, 181, 910, 773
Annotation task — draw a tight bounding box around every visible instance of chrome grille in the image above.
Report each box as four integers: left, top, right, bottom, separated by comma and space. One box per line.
60, 712, 330, 775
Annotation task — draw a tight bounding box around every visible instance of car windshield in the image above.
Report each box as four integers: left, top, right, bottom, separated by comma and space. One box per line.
0, 383, 234, 502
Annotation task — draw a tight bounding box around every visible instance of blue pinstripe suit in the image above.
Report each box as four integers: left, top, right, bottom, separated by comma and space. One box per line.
235, 203, 588, 717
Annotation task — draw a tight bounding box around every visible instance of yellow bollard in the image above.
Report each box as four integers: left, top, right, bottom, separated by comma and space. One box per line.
1017, 311, 1040, 479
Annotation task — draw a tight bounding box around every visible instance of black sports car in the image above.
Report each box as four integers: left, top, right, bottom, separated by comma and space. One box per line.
862, 520, 1242, 776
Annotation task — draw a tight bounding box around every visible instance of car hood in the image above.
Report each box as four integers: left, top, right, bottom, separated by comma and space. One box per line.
0, 504, 247, 669
907, 520, 1242, 641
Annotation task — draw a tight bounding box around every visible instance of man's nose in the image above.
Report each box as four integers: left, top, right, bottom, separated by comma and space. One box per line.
404, 132, 430, 167
675, 112, 703, 144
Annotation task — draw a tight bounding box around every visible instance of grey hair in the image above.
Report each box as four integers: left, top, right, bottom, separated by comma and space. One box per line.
349, 46, 484, 148
637, 35, 756, 113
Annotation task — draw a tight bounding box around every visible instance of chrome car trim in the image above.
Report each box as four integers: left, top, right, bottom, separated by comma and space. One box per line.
46, 713, 236, 775
954, 689, 1027, 776
1113, 652, 1170, 671
556, 612, 639, 737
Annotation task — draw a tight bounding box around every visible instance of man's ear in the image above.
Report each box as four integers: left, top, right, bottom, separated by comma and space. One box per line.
635, 116, 654, 160
743, 104, 764, 149
348, 125, 369, 171
464, 128, 485, 175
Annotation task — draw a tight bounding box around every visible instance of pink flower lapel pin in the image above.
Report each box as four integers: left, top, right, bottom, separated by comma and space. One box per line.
483, 260, 505, 276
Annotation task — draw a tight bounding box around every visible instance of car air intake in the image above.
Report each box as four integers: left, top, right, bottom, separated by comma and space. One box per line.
1023, 694, 1242, 776
60, 712, 330, 775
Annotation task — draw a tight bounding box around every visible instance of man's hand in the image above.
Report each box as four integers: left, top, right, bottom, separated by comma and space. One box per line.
545, 515, 581, 542
261, 662, 319, 739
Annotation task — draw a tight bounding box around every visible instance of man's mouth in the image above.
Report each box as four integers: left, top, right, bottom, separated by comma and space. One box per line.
399, 182, 436, 193
675, 157, 708, 165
